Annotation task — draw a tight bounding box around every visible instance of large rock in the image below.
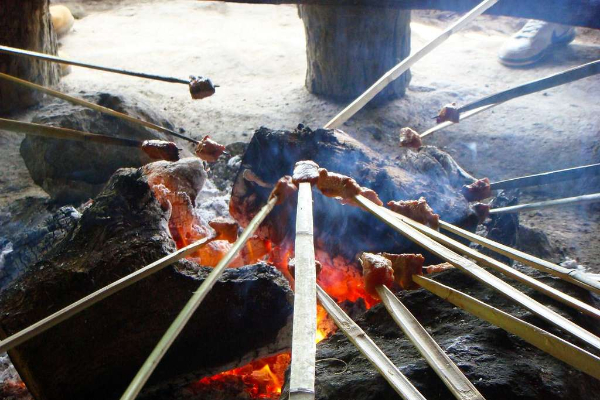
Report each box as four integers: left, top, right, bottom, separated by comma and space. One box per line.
230, 125, 478, 259
0, 161, 293, 400
20, 92, 188, 204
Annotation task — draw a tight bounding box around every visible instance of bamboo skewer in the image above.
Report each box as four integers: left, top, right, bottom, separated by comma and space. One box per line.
0, 72, 199, 144
420, 104, 496, 138
489, 163, 600, 191
354, 195, 600, 352
323, 0, 499, 129
458, 60, 600, 114
0, 44, 190, 85
0, 117, 142, 148
289, 183, 317, 400
121, 196, 278, 400
438, 220, 600, 295
414, 275, 600, 381
0, 235, 214, 354
316, 285, 426, 400
376, 285, 485, 400
489, 193, 600, 214
381, 208, 600, 319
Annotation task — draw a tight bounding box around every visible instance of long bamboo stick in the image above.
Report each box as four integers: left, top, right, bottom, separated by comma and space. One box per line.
316, 285, 426, 400
414, 275, 600, 380
0, 45, 189, 84
120, 196, 278, 400
489, 193, 600, 214
289, 183, 317, 400
0, 117, 141, 148
420, 104, 496, 138
438, 220, 600, 295
376, 285, 485, 400
381, 207, 600, 319
354, 195, 600, 351
458, 60, 600, 114
0, 72, 198, 144
323, 0, 499, 129
0, 235, 214, 354
489, 163, 600, 191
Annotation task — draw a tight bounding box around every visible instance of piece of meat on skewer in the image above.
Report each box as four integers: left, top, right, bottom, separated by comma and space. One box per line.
269, 175, 298, 205
471, 202, 491, 223
399, 127, 422, 149
388, 197, 440, 230
382, 253, 425, 290
141, 140, 180, 161
317, 168, 383, 206
189, 76, 216, 100
436, 102, 460, 124
195, 135, 226, 162
287, 258, 323, 278
359, 253, 395, 299
209, 217, 239, 243
462, 177, 492, 202
424, 262, 454, 275
292, 160, 320, 185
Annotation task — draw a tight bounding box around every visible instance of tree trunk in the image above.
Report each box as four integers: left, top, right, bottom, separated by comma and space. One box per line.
0, 0, 59, 115
299, 5, 411, 102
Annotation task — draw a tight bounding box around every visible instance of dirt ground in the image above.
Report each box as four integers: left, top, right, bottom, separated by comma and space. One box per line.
1, 0, 599, 275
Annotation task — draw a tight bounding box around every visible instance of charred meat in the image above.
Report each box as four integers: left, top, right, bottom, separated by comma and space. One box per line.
316, 168, 362, 200
424, 262, 454, 275
471, 202, 491, 223
387, 197, 440, 230
141, 140, 180, 161
269, 175, 298, 205
462, 178, 491, 202
359, 253, 395, 299
292, 160, 320, 185
195, 135, 226, 162
189, 76, 216, 100
399, 127, 422, 149
381, 253, 425, 290
436, 102, 460, 124
209, 217, 239, 243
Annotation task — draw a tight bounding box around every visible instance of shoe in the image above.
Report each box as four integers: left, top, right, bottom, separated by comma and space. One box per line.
498, 20, 576, 67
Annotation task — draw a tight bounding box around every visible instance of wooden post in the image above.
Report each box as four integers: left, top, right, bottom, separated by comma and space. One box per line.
299, 5, 411, 101
0, 0, 59, 114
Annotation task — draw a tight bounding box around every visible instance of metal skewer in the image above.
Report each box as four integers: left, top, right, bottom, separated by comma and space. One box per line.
489, 193, 600, 214
489, 163, 600, 191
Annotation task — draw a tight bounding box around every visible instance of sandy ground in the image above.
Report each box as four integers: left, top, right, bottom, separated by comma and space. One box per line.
1, 0, 599, 273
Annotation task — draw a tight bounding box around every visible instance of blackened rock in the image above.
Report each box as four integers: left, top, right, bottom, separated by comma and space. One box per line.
20, 92, 190, 204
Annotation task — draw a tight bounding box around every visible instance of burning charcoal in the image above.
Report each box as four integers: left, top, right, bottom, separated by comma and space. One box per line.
388, 197, 440, 230
359, 253, 395, 299
382, 253, 425, 290
436, 102, 460, 124
195, 135, 226, 162
424, 262, 454, 275
316, 168, 361, 201
287, 258, 322, 278
141, 140, 180, 161
462, 177, 492, 202
292, 160, 320, 185
269, 175, 298, 205
189, 75, 216, 100
471, 202, 491, 223
399, 127, 422, 149
209, 217, 239, 243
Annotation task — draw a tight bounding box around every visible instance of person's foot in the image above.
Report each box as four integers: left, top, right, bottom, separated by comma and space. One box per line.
498, 20, 576, 67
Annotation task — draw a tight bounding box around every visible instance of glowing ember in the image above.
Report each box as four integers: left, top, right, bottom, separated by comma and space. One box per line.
189, 353, 291, 399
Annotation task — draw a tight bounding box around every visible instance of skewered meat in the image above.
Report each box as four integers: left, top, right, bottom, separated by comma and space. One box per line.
357, 187, 383, 206
381, 253, 425, 290
462, 178, 491, 202
292, 160, 320, 185
316, 168, 361, 200
209, 217, 239, 243
195, 135, 226, 162
141, 140, 180, 161
387, 197, 440, 230
288, 258, 322, 278
269, 175, 298, 205
471, 202, 491, 223
399, 127, 422, 149
359, 253, 395, 299
189, 76, 216, 100
436, 102, 460, 124
424, 262, 454, 275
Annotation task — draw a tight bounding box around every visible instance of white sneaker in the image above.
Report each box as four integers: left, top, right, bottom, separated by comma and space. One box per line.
498, 20, 576, 67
